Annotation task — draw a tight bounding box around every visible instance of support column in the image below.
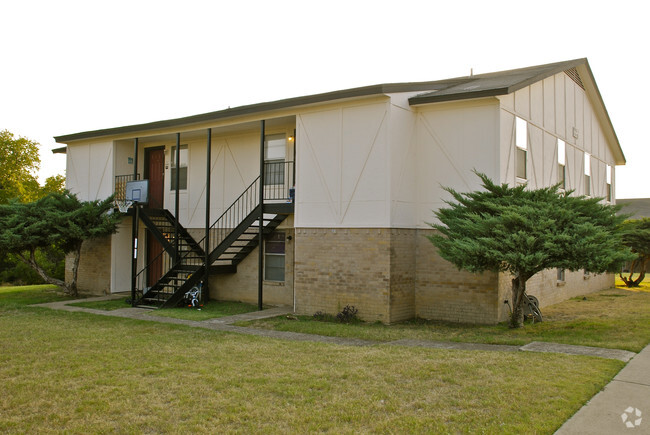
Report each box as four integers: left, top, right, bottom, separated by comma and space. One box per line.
130, 138, 139, 306
204, 128, 211, 303
258, 120, 265, 310
174, 133, 181, 263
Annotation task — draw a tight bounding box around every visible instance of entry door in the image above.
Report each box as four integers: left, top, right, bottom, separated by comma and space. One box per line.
145, 147, 165, 209
145, 147, 165, 285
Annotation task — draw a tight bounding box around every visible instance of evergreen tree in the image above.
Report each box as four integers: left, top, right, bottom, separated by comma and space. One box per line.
619, 218, 650, 287
429, 172, 632, 328
0, 192, 121, 296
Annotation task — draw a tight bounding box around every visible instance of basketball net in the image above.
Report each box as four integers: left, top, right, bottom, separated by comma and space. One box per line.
115, 200, 134, 214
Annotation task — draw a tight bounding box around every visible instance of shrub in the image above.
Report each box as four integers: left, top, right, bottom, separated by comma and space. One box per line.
336, 305, 359, 323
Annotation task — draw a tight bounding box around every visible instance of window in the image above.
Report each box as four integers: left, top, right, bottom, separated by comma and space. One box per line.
558, 139, 566, 189
515, 117, 527, 180
606, 165, 612, 202
557, 268, 565, 282
264, 134, 286, 185
584, 153, 591, 196
264, 231, 285, 281
171, 144, 188, 190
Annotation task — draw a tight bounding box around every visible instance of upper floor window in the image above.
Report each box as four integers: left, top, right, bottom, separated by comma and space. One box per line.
584, 152, 591, 196
171, 144, 188, 191
606, 165, 612, 202
558, 139, 566, 189
264, 134, 286, 185
515, 117, 527, 180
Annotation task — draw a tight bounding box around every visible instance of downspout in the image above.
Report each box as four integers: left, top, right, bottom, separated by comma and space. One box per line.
258, 120, 265, 311
204, 128, 211, 303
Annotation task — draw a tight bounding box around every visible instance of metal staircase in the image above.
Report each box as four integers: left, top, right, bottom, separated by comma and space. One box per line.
132, 174, 292, 308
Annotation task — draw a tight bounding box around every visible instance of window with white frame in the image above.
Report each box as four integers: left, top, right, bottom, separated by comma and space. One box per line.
558, 139, 566, 189
557, 268, 565, 282
264, 231, 285, 281
515, 117, 527, 180
606, 165, 612, 202
171, 144, 188, 191
584, 153, 591, 196
264, 134, 286, 185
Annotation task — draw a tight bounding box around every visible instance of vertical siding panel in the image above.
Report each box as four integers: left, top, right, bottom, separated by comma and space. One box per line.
514, 87, 530, 119
555, 74, 566, 139
543, 77, 555, 133
530, 81, 544, 126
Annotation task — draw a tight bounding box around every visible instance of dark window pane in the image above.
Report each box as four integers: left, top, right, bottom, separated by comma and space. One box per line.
516, 148, 527, 179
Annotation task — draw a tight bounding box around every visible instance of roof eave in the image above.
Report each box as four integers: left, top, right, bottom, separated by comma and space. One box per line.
53, 81, 465, 143
408, 87, 510, 105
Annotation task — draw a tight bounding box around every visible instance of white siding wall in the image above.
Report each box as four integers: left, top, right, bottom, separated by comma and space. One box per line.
65, 140, 114, 201
499, 71, 616, 198
110, 219, 131, 293
295, 99, 390, 228
414, 99, 500, 228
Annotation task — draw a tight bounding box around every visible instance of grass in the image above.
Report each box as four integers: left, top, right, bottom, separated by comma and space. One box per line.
0, 285, 628, 433
242, 287, 650, 352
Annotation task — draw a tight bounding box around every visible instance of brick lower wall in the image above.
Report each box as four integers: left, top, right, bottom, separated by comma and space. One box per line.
65, 236, 112, 295
389, 229, 416, 323
415, 229, 500, 324
294, 228, 392, 322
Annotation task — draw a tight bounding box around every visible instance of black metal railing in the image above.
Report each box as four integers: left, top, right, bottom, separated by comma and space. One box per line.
132, 160, 294, 306
114, 174, 140, 202
264, 161, 294, 202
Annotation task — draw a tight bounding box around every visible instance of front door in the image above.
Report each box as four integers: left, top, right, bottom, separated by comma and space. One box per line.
145, 147, 165, 285
145, 147, 165, 209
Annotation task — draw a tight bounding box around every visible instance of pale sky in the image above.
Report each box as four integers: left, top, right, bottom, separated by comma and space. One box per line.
1, 0, 647, 198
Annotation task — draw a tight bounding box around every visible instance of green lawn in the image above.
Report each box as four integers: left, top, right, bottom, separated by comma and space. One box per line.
0, 285, 627, 433
242, 288, 650, 352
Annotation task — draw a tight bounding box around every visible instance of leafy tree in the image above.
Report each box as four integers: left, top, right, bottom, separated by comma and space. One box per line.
0, 129, 41, 203
429, 172, 632, 328
619, 218, 650, 287
0, 192, 121, 296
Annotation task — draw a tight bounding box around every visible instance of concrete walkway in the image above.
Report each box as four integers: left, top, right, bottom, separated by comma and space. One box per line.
556, 345, 649, 434
33, 295, 648, 433
33, 294, 637, 361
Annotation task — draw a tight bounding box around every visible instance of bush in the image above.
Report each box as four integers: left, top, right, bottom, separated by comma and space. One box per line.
336, 305, 359, 323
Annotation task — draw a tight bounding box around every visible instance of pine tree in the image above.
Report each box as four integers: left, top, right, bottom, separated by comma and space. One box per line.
0, 192, 121, 296
429, 172, 632, 328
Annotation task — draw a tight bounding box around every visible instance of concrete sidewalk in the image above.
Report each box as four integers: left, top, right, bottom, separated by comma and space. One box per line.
556, 344, 649, 434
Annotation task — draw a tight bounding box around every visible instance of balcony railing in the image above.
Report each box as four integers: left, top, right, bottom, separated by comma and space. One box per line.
264, 161, 294, 202
114, 174, 140, 202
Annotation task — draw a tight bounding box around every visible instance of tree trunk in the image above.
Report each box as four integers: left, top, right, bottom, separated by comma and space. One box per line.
632, 258, 647, 286
620, 258, 645, 287
16, 250, 66, 290
68, 242, 83, 297
510, 275, 527, 328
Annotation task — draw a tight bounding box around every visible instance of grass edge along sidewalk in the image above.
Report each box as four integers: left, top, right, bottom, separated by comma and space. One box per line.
0, 284, 630, 434
241, 286, 650, 353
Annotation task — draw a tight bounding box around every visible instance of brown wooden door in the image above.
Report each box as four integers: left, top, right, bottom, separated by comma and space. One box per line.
145, 147, 165, 285
145, 147, 165, 209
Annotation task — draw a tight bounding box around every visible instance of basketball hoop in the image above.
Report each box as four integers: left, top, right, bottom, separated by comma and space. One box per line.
115, 200, 134, 214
